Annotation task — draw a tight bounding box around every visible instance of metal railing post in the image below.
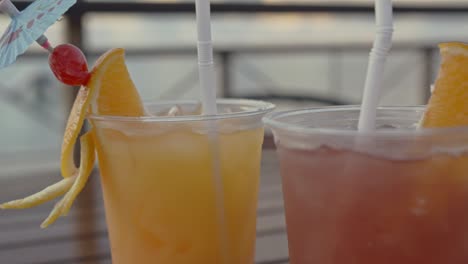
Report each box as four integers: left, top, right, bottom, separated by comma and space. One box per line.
219, 51, 232, 97
328, 48, 343, 99
422, 47, 434, 104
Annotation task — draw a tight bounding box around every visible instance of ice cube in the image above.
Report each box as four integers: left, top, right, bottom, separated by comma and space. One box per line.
167, 105, 183, 116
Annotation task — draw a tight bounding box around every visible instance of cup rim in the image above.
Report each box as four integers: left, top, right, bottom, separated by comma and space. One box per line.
88, 98, 275, 123
263, 105, 468, 138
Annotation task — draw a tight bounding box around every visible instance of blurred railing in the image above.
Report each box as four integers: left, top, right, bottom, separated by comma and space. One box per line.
13, 1, 463, 106
21, 43, 437, 106
14, 1, 468, 14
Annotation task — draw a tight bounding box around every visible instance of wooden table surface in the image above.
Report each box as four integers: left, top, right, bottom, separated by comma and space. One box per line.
0, 149, 289, 264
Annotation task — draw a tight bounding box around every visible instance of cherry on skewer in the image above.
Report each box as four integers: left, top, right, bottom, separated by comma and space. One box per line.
49, 44, 90, 86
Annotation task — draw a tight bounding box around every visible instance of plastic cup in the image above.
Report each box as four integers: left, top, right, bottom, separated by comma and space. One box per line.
264, 106, 468, 264
89, 99, 274, 264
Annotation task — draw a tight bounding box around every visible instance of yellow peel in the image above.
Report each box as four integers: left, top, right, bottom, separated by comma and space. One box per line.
61, 86, 92, 177
41, 131, 95, 228
0, 176, 75, 209
59, 131, 95, 216
40, 197, 66, 228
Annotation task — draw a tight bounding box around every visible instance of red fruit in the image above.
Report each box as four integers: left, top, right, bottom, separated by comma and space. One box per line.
49, 44, 90, 86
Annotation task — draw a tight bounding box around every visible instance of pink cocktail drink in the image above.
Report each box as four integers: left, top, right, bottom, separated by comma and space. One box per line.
265, 106, 468, 264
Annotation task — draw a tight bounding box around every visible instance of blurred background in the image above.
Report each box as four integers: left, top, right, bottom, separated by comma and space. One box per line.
1, 0, 467, 176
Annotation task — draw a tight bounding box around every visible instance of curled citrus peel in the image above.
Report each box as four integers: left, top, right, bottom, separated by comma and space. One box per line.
0, 176, 75, 210
61, 85, 93, 178
41, 131, 95, 228
1, 48, 144, 227
0, 131, 94, 228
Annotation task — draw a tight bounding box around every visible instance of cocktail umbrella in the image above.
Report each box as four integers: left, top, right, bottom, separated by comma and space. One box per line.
0, 0, 76, 68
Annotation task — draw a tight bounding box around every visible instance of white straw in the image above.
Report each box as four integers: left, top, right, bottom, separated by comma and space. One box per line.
357, 0, 393, 132
195, 1, 228, 262
195, 0, 217, 115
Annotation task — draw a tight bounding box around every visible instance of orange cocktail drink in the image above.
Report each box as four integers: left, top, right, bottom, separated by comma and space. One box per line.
90, 100, 273, 264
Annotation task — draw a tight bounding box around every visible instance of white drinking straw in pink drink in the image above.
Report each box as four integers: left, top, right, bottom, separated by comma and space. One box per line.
358, 0, 394, 132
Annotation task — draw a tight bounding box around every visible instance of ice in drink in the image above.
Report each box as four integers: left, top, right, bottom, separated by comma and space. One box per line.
278, 144, 468, 264
91, 103, 269, 263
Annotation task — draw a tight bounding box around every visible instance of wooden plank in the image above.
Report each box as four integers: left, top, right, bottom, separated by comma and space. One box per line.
100, 260, 112, 264
0, 177, 102, 227
0, 235, 110, 264
0, 200, 283, 234
0, 170, 65, 201
0, 154, 283, 228
0, 192, 286, 262
257, 260, 289, 264
0, 209, 286, 248
53, 253, 111, 264
0, 150, 280, 201
0, 221, 106, 252
0, 203, 101, 229
0, 192, 285, 247
0, 180, 282, 225
0, 171, 101, 206
0, 174, 279, 216
0, 149, 60, 180
255, 233, 289, 263
0, 233, 289, 264
257, 214, 286, 237
0, 213, 288, 263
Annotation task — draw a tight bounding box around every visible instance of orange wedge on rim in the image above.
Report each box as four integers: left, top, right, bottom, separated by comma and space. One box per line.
1, 48, 145, 227
421, 42, 468, 127
88, 48, 146, 117
61, 48, 145, 178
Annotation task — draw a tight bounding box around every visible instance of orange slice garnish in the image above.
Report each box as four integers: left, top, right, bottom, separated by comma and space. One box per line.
1, 48, 145, 227
88, 48, 145, 117
421, 42, 468, 127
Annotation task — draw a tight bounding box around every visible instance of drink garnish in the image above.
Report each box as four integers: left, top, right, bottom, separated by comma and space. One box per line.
421, 42, 468, 127
49, 44, 91, 86
1, 48, 145, 227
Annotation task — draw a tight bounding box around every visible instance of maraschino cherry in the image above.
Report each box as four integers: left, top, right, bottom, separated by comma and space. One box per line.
49, 44, 90, 86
